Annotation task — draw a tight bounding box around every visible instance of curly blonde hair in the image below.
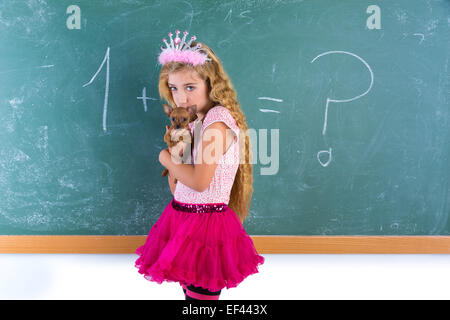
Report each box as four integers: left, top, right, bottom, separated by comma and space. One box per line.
158, 42, 254, 223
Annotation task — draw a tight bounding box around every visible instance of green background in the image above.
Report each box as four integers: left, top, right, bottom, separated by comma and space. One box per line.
0, 0, 449, 235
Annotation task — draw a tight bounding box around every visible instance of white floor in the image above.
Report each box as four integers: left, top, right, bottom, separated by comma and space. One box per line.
0, 254, 449, 300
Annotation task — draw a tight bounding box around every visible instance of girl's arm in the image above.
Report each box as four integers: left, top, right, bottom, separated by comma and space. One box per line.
159, 150, 198, 190
159, 121, 232, 192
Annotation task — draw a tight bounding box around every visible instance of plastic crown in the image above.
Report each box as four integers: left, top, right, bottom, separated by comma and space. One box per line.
158, 30, 211, 66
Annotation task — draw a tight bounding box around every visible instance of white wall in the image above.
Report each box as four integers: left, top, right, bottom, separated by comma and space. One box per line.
0, 254, 449, 300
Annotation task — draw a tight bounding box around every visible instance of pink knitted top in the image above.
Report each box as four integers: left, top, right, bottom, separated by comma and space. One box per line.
174, 105, 240, 205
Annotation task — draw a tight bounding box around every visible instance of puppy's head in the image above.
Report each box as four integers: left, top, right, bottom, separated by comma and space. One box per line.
163, 104, 197, 129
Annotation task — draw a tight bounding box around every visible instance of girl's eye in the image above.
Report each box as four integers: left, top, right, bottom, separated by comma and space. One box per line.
183, 118, 187, 121
187, 86, 194, 91
169, 87, 176, 91
171, 117, 175, 121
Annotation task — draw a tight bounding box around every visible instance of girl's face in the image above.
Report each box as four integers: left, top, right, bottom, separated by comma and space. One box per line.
168, 69, 212, 118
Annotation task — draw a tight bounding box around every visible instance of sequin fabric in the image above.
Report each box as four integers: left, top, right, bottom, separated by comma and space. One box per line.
171, 198, 228, 213
174, 106, 240, 205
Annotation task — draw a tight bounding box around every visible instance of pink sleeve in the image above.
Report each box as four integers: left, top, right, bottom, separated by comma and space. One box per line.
201, 106, 239, 138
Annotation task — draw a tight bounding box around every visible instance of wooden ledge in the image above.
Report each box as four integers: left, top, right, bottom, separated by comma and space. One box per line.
0, 236, 449, 253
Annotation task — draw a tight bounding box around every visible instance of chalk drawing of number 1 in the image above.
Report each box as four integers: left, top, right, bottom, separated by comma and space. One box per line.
82, 47, 110, 132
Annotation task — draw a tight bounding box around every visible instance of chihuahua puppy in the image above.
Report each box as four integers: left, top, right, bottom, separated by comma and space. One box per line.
162, 104, 197, 183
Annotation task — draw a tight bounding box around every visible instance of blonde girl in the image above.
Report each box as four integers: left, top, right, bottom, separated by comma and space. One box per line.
135, 30, 264, 300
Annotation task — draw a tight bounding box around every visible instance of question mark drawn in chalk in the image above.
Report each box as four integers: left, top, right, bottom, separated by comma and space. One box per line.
310, 50, 374, 167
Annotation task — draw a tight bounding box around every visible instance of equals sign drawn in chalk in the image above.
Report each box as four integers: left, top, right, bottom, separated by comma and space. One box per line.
258, 97, 283, 113
259, 108, 280, 113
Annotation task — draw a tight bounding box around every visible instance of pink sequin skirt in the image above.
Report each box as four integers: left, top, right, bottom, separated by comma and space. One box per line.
135, 198, 265, 292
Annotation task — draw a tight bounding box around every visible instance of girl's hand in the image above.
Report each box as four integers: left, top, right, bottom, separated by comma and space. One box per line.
169, 144, 184, 158
164, 125, 183, 160
159, 146, 183, 168
159, 148, 179, 167
168, 133, 184, 159
159, 148, 170, 167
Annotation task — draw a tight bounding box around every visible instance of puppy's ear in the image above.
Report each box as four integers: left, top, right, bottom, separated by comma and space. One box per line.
187, 105, 197, 118
163, 104, 173, 117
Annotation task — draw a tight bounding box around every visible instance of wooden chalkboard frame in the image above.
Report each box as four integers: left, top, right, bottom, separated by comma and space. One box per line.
0, 236, 449, 253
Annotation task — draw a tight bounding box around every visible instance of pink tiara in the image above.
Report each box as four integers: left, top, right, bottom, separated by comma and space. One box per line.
158, 30, 211, 66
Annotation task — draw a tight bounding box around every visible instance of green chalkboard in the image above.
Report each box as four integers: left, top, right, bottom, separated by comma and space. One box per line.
0, 0, 449, 235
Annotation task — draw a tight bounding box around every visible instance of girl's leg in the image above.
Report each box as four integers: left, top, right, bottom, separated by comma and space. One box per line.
185, 284, 221, 300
